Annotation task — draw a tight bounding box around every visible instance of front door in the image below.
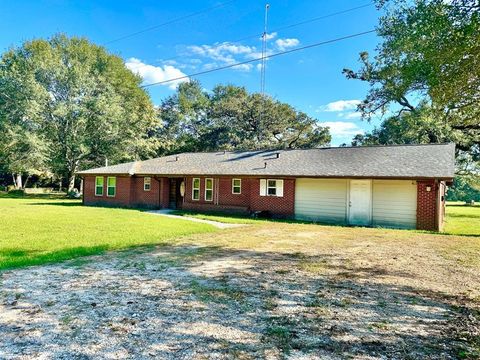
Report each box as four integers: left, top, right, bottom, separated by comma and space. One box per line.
348, 180, 372, 226
168, 178, 184, 209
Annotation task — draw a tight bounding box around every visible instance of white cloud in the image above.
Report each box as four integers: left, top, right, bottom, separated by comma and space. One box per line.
343, 111, 362, 119
275, 38, 300, 51
126, 58, 188, 90
232, 63, 253, 72
183, 36, 300, 72
186, 42, 259, 71
263, 32, 278, 41
319, 99, 361, 112
319, 121, 364, 137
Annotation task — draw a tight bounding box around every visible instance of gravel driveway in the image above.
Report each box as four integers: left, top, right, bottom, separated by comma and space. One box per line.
0, 243, 474, 359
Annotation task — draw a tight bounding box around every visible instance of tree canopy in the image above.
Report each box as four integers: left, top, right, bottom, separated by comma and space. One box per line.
344, 0, 480, 162
155, 81, 331, 155
0, 34, 158, 190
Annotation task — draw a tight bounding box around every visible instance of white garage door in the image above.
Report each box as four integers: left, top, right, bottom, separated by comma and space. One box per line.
295, 178, 347, 223
372, 180, 417, 229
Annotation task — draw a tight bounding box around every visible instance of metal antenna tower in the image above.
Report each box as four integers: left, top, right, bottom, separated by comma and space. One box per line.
260, 3, 270, 96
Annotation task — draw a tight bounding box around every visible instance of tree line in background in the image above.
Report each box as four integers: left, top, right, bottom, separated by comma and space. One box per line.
1, 0, 479, 200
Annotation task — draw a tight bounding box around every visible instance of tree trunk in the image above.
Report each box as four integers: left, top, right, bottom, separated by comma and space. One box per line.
15, 174, 23, 190
68, 173, 76, 192
12, 174, 17, 189
23, 175, 30, 189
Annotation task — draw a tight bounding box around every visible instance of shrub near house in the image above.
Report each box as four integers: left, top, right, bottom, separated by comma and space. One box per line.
78, 144, 455, 231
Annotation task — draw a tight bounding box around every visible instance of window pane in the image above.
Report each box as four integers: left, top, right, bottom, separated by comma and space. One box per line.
193, 189, 200, 200
206, 179, 213, 189
268, 180, 276, 187
268, 187, 276, 195
233, 179, 240, 187
96, 186, 103, 195
193, 178, 200, 189
108, 177, 116, 186
108, 187, 115, 196
96, 177, 103, 186
205, 190, 213, 201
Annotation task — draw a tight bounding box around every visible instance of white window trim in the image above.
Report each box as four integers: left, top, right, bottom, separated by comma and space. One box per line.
107, 177, 116, 198
95, 176, 103, 196
260, 179, 284, 197
205, 178, 213, 202
232, 178, 241, 194
192, 178, 200, 201
144, 177, 151, 191
267, 179, 277, 196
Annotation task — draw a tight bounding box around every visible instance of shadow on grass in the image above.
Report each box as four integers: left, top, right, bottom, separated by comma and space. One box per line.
27, 201, 82, 207
0, 192, 70, 200
447, 213, 480, 219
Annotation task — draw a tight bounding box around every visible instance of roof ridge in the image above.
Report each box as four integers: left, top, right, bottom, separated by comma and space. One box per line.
142, 142, 455, 158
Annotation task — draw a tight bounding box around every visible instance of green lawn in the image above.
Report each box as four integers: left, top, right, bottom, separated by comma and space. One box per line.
0, 195, 215, 270
445, 203, 480, 236
174, 204, 480, 236
1, 195, 478, 271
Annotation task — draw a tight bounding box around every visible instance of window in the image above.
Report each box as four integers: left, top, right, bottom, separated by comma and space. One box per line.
232, 178, 241, 194
95, 177, 103, 196
192, 178, 200, 200
260, 179, 284, 197
205, 178, 213, 201
267, 180, 277, 196
144, 177, 151, 191
107, 177, 116, 197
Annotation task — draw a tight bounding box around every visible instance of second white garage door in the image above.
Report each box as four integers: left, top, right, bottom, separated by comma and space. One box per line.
372, 180, 417, 229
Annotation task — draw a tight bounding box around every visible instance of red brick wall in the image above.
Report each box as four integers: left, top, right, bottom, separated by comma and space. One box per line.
416, 180, 439, 231
182, 176, 295, 217
159, 177, 170, 209
130, 176, 160, 208
83, 175, 132, 207
250, 178, 295, 216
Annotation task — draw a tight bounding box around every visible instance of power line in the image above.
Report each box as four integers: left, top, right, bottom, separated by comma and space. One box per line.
140, 29, 376, 88
127, 2, 373, 72
104, 0, 236, 45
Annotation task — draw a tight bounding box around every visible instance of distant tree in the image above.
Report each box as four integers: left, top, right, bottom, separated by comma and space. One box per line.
343, 0, 480, 174
446, 177, 480, 202
0, 34, 158, 191
156, 81, 331, 154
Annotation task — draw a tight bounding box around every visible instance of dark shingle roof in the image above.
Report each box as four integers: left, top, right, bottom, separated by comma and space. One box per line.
77, 143, 455, 179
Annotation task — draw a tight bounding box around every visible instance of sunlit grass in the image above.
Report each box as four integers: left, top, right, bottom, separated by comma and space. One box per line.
0, 195, 215, 270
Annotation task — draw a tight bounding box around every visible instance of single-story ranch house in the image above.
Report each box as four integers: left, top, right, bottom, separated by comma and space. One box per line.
77, 143, 455, 231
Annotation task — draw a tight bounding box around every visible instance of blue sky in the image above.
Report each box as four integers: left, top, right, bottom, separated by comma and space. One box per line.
0, 0, 383, 145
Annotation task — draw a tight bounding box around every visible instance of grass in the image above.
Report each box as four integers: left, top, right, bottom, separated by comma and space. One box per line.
445, 203, 480, 236
1, 195, 479, 271
170, 210, 261, 224
0, 194, 216, 270
1, 195, 480, 357
174, 203, 480, 236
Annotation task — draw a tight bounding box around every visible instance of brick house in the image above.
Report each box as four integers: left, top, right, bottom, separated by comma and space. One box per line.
77, 143, 455, 231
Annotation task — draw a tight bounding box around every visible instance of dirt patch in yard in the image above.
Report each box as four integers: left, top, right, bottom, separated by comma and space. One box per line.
1, 223, 479, 359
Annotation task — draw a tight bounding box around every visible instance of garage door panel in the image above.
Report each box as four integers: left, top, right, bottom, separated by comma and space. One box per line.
295, 179, 347, 223
372, 180, 417, 229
